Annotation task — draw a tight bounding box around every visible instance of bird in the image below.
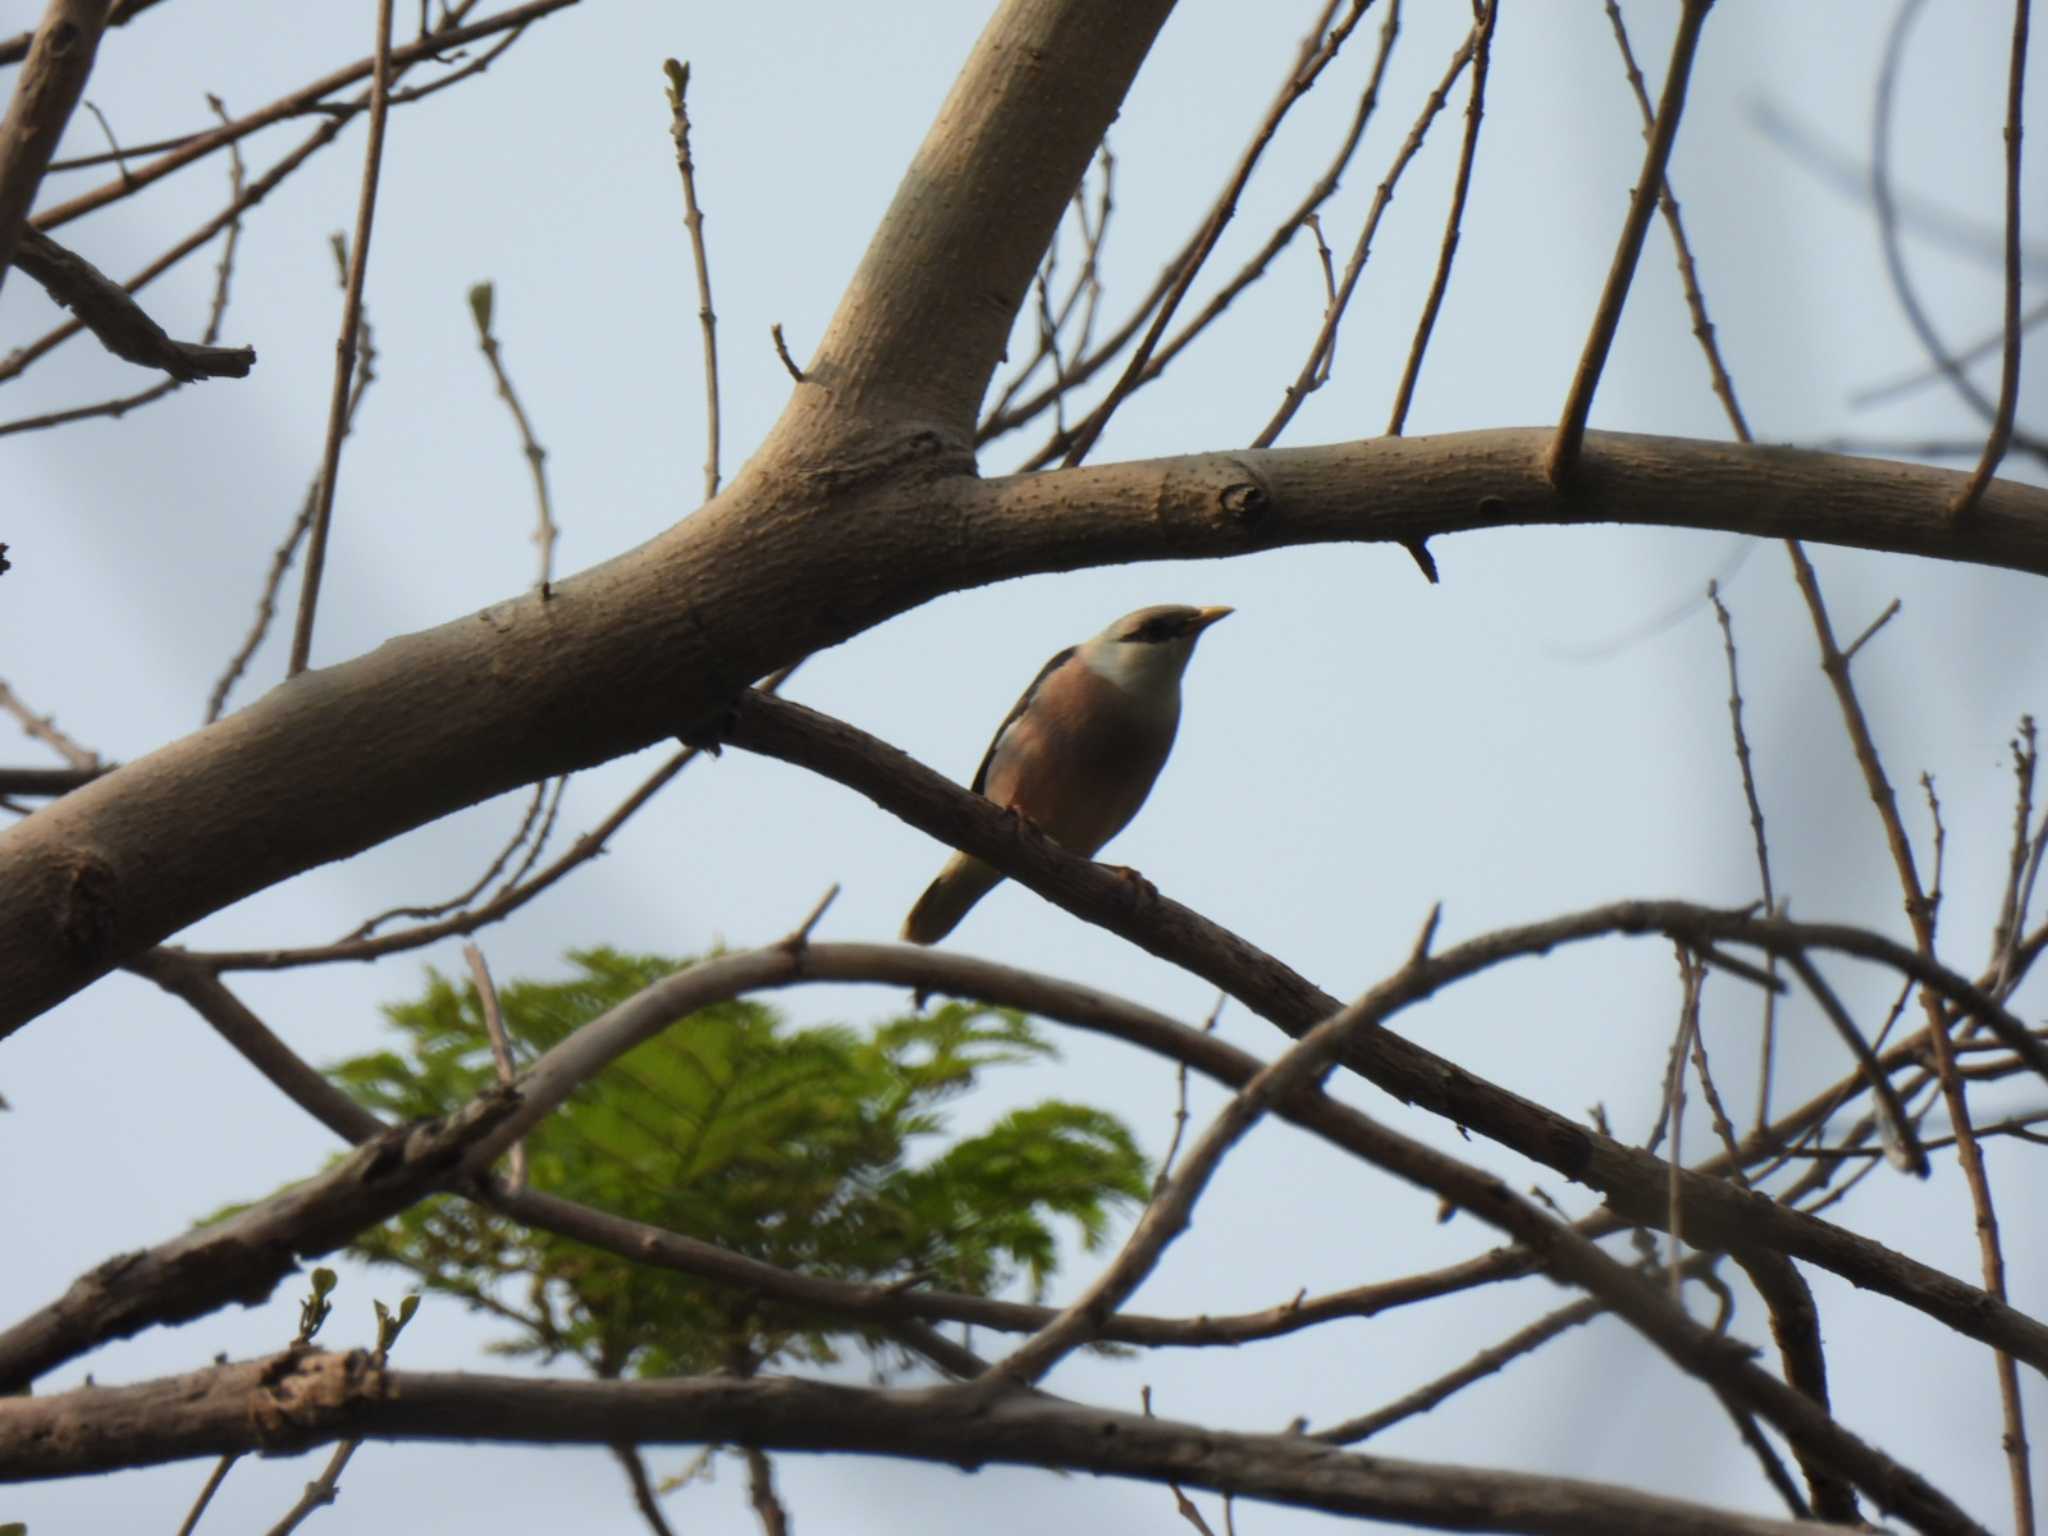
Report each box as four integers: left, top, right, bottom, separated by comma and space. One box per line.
901, 603, 1233, 944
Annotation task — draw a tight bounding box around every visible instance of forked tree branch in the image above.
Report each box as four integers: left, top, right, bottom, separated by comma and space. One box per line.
6, 427, 2048, 1040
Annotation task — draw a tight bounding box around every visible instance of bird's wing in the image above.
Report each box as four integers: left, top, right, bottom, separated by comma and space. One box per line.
971, 645, 1076, 796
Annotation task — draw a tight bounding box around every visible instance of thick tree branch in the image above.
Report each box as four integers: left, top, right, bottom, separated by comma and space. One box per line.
762, 0, 1177, 453
4, 427, 2047, 1041
0, 1351, 1875, 1536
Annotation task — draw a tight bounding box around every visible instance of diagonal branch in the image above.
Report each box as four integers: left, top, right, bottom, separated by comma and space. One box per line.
10, 228, 254, 379
721, 691, 2048, 1375
1547, 0, 1714, 484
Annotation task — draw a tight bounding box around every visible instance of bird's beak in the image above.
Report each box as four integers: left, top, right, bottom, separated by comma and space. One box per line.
1191, 606, 1234, 631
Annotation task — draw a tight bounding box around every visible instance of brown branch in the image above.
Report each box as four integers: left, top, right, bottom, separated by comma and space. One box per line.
720, 693, 2048, 1373
11, 421, 2048, 1034
0, 676, 98, 768
289, 0, 397, 677
1783, 535, 2036, 1529
1734, 1250, 1861, 1523
1385, 0, 1494, 436
612, 1442, 680, 1536
467, 282, 559, 595
1949, 0, 2031, 518
1250, 22, 1474, 450
0, 3, 529, 388
1546, 0, 1714, 485
0, 103, 247, 439
1051, 0, 1374, 467
464, 942, 526, 1193
1704, 582, 1781, 1129
27, 0, 572, 233
663, 59, 721, 503
0, 0, 104, 292
342, 780, 547, 939
1315, 1292, 1605, 1444
981, 0, 1397, 451
208, 281, 376, 722
125, 947, 386, 1144
1603, 0, 1751, 442
769, 321, 804, 382
1870, 0, 2048, 471
193, 664, 795, 971
8, 229, 252, 379
0, 1351, 1842, 1535
0, 764, 104, 796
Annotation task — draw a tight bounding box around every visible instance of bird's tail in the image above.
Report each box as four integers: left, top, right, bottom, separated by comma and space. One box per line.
901, 854, 1005, 944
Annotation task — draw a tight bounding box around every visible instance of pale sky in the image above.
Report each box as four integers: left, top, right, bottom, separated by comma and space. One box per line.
5, 1, 2045, 1532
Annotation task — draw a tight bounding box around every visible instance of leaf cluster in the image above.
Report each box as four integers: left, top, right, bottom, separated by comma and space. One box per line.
329, 950, 1150, 1379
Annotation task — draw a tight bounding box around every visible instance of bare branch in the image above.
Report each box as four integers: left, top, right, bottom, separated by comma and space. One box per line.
1386, 0, 1495, 436
8, 229, 253, 380
1251, 23, 1475, 449
27, 0, 574, 233
464, 942, 526, 1193
1547, 0, 1714, 484
1949, 0, 2032, 518
289, 0, 397, 676
467, 282, 559, 596
663, 59, 721, 503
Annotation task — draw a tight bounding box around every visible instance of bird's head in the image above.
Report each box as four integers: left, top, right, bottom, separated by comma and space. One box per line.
1079, 604, 1233, 696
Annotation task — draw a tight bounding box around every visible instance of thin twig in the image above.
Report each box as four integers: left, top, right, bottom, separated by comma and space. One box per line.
343, 780, 547, 939
1992, 718, 2040, 995
1603, 0, 1751, 441
174, 1453, 240, 1536
1949, 0, 2031, 519
1871, 0, 2048, 472
28, 0, 562, 232
1251, 21, 1472, 450
1385, 0, 1494, 436
1055, 0, 1375, 467
769, 321, 805, 382
1316, 1290, 1607, 1444
195, 665, 799, 970
464, 942, 526, 1192
1547, 0, 1715, 485
208, 243, 376, 722
289, 0, 397, 676
466, 282, 558, 595
1667, 951, 1706, 1295
663, 59, 722, 502
0, 677, 98, 768
1783, 536, 2035, 1532
1704, 583, 1779, 1130
988, 0, 1403, 452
